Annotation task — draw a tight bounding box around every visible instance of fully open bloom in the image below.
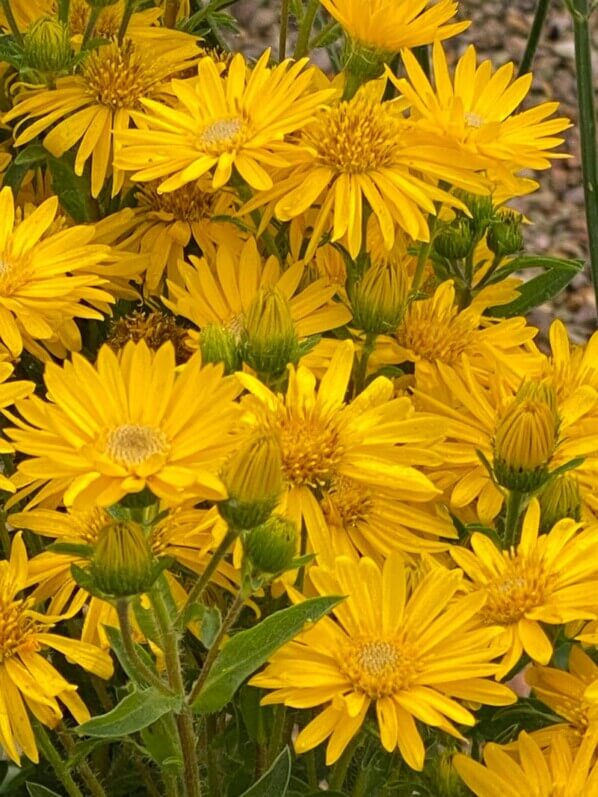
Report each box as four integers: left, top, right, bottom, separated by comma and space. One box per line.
251, 554, 514, 770
451, 500, 598, 676
0, 533, 112, 764
115, 51, 335, 193
6, 341, 241, 508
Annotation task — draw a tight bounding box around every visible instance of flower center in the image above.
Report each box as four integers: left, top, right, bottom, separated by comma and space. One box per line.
83, 41, 158, 110
0, 253, 32, 295
105, 424, 169, 467
307, 97, 400, 174
321, 477, 373, 529
464, 111, 485, 129
137, 181, 217, 223
482, 555, 553, 625
276, 413, 343, 488
396, 300, 475, 364
197, 117, 246, 154
0, 596, 39, 662
340, 636, 422, 698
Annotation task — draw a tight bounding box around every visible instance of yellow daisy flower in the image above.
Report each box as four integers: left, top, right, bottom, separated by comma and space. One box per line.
0, 355, 34, 493
542, 319, 598, 398
0, 186, 115, 359
0, 532, 113, 764
319, 0, 468, 53
415, 360, 598, 524
391, 42, 570, 180
454, 728, 598, 797
242, 92, 488, 259
251, 554, 514, 770
5, 340, 241, 508
5, 34, 201, 198
450, 500, 598, 676
12, 504, 237, 647
164, 236, 351, 350
237, 340, 445, 557
114, 51, 335, 193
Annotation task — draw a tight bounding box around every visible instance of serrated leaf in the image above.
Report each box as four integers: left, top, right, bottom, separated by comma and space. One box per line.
240, 747, 291, 797
26, 785, 63, 797
489, 265, 582, 317
191, 595, 342, 713
77, 687, 182, 738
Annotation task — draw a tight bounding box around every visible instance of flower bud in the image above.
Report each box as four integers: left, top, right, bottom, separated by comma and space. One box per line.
22, 17, 72, 76
434, 219, 475, 261
243, 515, 297, 574
538, 473, 582, 532
455, 192, 495, 238
199, 324, 241, 374
341, 39, 391, 100
219, 436, 283, 529
243, 288, 298, 377
350, 260, 407, 334
493, 382, 559, 492
91, 521, 157, 598
487, 211, 524, 257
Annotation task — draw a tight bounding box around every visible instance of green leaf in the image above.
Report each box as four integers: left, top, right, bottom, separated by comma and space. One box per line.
77, 687, 182, 738
191, 595, 342, 713
46, 152, 99, 222
103, 625, 157, 684
47, 542, 93, 558
240, 747, 292, 797
26, 786, 63, 797
14, 144, 47, 167
489, 264, 583, 317
487, 253, 584, 284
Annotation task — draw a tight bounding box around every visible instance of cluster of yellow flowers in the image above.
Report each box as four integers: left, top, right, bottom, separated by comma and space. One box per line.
0, 0, 595, 795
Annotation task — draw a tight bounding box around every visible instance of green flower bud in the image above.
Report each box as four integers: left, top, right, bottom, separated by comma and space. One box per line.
341, 39, 391, 100
434, 219, 475, 260
487, 211, 524, 257
538, 473, 582, 532
455, 192, 496, 238
243, 288, 299, 377
91, 521, 157, 598
199, 324, 241, 374
22, 17, 72, 76
243, 515, 297, 574
350, 260, 407, 334
219, 436, 283, 530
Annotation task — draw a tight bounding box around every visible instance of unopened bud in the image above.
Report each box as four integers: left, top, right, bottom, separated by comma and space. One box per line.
199, 324, 241, 374
219, 436, 283, 529
487, 211, 524, 257
341, 39, 390, 100
91, 521, 157, 597
350, 260, 407, 334
434, 219, 475, 260
244, 515, 297, 574
22, 17, 72, 76
538, 473, 582, 532
455, 192, 495, 238
494, 382, 559, 492
243, 288, 298, 377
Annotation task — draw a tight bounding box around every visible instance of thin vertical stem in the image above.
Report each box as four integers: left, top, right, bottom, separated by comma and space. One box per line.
504, 490, 525, 549
413, 44, 431, 78
279, 0, 291, 60
163, 0, 180, 28
58, 0, 71, 24
328, 732, 362, 791
570, 0, 598, 317
57, 723, 108, 797
34, 721, 85, 797
81, 5, 101, 47
518, 0, 551, 76
116, 599, 172, 694
1, 0, 22, 43
118, 0, 137, 44
294, 0, 319, 58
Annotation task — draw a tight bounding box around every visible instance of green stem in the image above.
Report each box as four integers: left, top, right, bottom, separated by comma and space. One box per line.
1, 0, 23, 44
267, 705, 287, 765
177, 527, 237, 629
0, 511, 10, 558
81, 5, 101, 48
354, 332, 377, 396
328, 732, 362, 791
163, 773, 181, 797
151, 587, 202, 797
309, 20, 339, 50
57, 723, 107, 797
518, 0, 551, 75
571, 0, 598, 317
505, 490, 525, 549
411, 217, 437, 292
306, 748, 318, 791
413, 44, 431, 78
352, 766, 369, 797
34, 721, 84, 797
294, 0, 320, 58
187, 590, 245, 706
118, 0, 137, 44
279, 0, 290, 60
58, 0, 71, 24
163, 0, 180, 28
116, 599, 173, 694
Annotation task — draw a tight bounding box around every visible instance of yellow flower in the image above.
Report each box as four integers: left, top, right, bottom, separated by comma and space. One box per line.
542, 319, 598, 399
415, 361, 598, 524
6, 341, 241, 508
251, 554, 514, 770
0, 355, 34, 492
243, 93, 487, 259
319, 0, 468, 53
450, 500, 598, 676
454, 728, 598, 797
5, 35, 201, 197
391, 43, 570, 182
164, 237, 351, 349
0, 187, 115, 359
115, 51, 334, 192
13, 504, 237, 647
0, 532, 112, 764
